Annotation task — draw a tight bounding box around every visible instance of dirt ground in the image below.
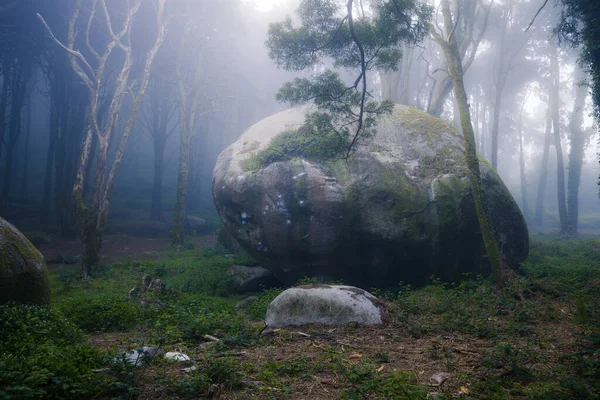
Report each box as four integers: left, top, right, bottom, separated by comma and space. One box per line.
38, 234, 216, 267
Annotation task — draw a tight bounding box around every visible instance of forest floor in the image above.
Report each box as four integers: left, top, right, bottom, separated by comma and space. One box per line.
1, 233, 600, 399
38, 234, 216, 267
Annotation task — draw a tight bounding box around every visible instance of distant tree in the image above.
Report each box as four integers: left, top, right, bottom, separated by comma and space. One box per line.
138, 71, 177, 222
555, 0, 600, 197
566, 65, 591, 234
266, 0, 431, 157
431, 0, 505, 285
426, 0, 492, 118
38, 0, 168, 278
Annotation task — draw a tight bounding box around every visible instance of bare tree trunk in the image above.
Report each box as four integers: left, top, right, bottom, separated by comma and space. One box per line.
534, 113, 552, 227
41, 84, 60, 223
19, 94, 32, 199
566, 66, 588, 235
550, 47, 568, 233
172, 130, 191, 245
518, 109, 530, 221
0, 59, 9, 169
433, 0, 505, 285
151, 136, 166, 221
490, 2, 510, 171
2, 67, 26, 201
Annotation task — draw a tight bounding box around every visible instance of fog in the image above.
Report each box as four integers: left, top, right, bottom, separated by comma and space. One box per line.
0, 0, 598, 253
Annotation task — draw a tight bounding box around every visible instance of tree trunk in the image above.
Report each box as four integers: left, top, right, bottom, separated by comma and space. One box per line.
434, 0, 505, 285
41, 89, 60, 223
19, 96, 32, 199
550, 47, 568, 233
2, 68, 24, 201
490, 2, 509, 171
566, 67, 588, 234
518, 110, 530, 221
151, 137, 166, 220
427, 77, 453, 117
0, 59, 9, 168
534, 113, 552, 227
172, 128, 191, 245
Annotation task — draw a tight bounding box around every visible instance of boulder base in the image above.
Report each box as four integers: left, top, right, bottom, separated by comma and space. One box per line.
265, 285, 382, 327
0, 217, 51, 305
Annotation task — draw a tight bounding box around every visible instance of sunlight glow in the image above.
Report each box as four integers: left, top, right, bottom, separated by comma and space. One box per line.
242, 0, 286, 12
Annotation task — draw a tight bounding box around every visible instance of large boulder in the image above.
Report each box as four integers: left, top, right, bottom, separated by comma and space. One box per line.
213, 105, 528, 287
0, 217, 51, 305
265, 285, 382, 327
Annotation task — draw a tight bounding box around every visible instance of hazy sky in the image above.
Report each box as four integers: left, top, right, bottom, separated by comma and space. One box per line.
243, 0, 285, 12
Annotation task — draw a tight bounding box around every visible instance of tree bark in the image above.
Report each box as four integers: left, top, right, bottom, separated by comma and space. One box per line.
549, 46, 568, 233
172, 128, 191, 245
151, 136, 166, 221
566, 66, 588, 234
433, 0, 505, 285
2, 65, 28, 201
490, 2, 510, 170
19, 94, 32, 199
0, 59, 9, 169
534, 112, 552, 227
518, 109, 530, 221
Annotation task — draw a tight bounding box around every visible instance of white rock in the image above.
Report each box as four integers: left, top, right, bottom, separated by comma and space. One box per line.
265, 285, 382, 327
116, 346, 159, 367
165, 351, 191, 362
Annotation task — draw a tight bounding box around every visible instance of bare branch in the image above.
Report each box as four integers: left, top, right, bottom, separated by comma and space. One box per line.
36, 13, 96, 88
525, 0, 549, 32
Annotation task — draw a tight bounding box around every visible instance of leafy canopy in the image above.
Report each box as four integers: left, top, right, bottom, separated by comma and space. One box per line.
266, 0, 431, 158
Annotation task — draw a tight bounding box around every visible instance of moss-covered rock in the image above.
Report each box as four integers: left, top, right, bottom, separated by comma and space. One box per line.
0, 217, 51, 305
212, 105, 529, 286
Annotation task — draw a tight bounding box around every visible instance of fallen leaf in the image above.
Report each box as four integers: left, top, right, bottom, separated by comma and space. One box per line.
348, 353, 362, 359
376, 365, 384, 372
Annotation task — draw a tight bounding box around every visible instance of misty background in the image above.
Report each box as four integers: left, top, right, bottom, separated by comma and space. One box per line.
0, 0, 598, 243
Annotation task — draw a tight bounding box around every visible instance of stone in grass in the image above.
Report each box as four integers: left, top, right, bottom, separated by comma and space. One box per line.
230, 265, 281, 292
0, 216, 51, 305
165, 351, 191, 362
265, 285, 382, 327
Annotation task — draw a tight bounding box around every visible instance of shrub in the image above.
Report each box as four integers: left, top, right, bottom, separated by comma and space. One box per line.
56, 295, 144, 333
0, 304, 107, 399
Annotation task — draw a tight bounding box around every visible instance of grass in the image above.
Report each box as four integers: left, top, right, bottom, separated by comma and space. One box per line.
1, 233, 600, 399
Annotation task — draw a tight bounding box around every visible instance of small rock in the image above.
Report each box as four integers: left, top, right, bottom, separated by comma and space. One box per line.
116, 346, 159, 366
265, 285, 382, 327
182, 366, 198, 373
165, 351, 191, 362
430, 372, 450, 385
427, 393, 444, 400
231, 265, 281, 292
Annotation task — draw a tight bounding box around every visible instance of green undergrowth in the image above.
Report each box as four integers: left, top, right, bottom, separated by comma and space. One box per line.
2, 234, 600, 399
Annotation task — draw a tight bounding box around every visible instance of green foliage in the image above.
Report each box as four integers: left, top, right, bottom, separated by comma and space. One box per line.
241, 126, 349, 170
0, 305, 107, 399
56, 295, 144, 333
333, 359, 428, 399
245, 287, 284, 321
266, 0, 431, 156
167, 356, 243, 396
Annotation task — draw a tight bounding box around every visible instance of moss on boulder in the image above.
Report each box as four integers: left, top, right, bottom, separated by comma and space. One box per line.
213, 104, 529, 287
0, 217, 51, 305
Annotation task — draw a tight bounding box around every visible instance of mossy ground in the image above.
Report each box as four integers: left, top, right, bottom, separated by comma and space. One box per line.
2, 233, 600, 399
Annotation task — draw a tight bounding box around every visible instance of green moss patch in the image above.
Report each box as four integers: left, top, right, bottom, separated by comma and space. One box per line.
241, 128, 348, 171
